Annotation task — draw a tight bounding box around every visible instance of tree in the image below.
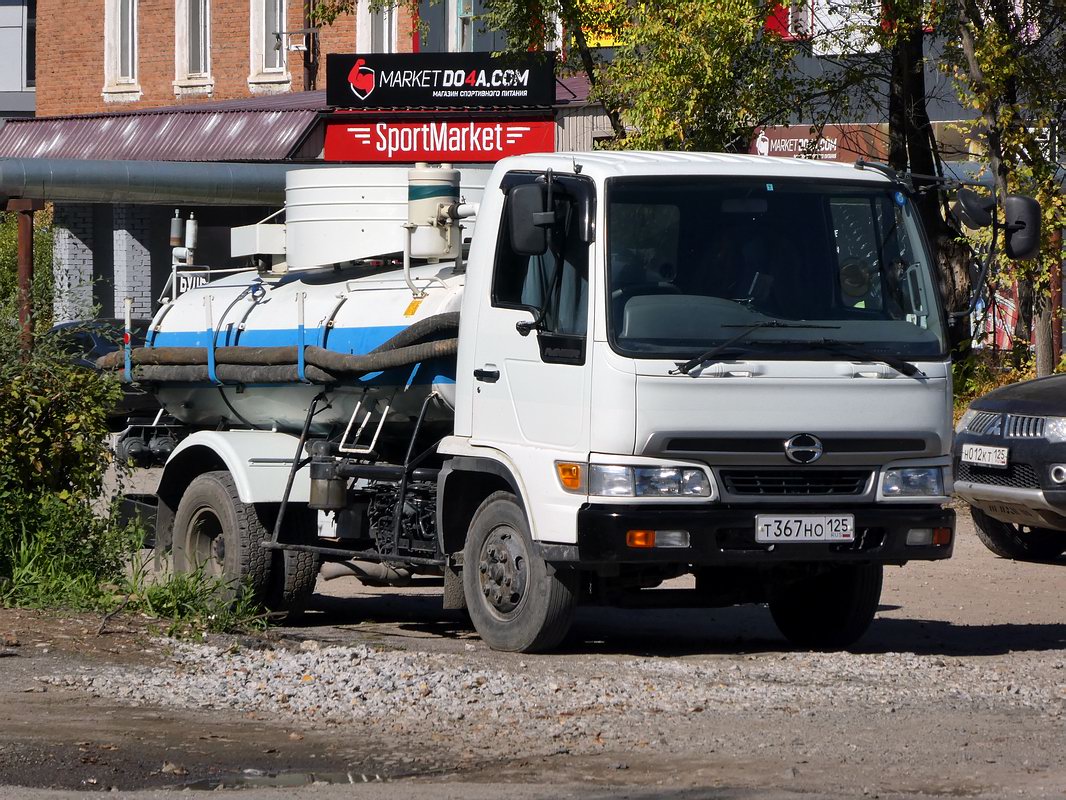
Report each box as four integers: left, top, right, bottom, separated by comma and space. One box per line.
597, 0, 800, 151
943, 0, 1066, 374
483, 0, 802, 151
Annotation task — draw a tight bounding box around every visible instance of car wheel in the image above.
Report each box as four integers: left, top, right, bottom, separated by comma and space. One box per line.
970, 507, 1066, 562
462, 491, 577, 653
769, 563, 883, 649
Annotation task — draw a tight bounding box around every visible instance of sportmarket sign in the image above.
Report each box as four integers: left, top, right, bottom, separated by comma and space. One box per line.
326, 52, 555, 109
324, 118, 556, 163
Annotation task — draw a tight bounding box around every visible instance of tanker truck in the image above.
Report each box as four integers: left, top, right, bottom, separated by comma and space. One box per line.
107, 152, 962, 653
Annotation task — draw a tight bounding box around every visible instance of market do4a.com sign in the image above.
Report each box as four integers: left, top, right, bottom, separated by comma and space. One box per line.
325, 52, 555, 110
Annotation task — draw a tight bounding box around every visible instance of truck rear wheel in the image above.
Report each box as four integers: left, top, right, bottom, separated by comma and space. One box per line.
462, 491, 577, 653
266, 506, 320, 618
172, 470, 272, 605
971, 507, 1066, 561
769, 563, 883, 649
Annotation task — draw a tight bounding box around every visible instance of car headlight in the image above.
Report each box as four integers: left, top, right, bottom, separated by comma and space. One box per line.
1045, 416, 1066, 443
882, 467, 944, 497
955, 408, 978, 434
556, 462, 712, 497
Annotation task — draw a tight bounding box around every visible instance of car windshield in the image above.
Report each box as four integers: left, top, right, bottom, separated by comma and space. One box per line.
606, 176, 947, 359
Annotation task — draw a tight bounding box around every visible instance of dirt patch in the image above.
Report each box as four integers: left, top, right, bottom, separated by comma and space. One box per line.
2, 512, 1066, 797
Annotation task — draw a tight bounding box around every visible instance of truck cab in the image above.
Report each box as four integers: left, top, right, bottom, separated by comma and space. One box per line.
438, 152, 954, 650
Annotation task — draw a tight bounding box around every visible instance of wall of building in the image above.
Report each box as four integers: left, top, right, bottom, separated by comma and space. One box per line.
36, 0, 364, 117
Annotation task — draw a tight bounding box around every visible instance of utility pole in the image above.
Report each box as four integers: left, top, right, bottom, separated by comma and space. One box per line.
6, 198, 46, 355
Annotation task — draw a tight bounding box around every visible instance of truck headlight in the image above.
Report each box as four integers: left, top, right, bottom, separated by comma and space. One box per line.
882, 467, 944, 497
1045, 416, 1066, 443
592, 465, 711, 497
555, 463, 711, 497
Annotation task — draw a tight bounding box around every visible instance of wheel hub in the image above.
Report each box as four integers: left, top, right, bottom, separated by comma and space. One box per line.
478, 527, 527, 615
188, 507, 225, 578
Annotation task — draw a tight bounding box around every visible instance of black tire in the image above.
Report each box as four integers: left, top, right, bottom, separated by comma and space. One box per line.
462, 491, 577, 653
171, 471, 272, 605
266, 506, 321, 618
769, 563, 883, 649
971, 507, 1066, 562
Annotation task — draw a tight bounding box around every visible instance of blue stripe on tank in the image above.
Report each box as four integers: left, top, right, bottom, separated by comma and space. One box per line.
151, 325, 410, 352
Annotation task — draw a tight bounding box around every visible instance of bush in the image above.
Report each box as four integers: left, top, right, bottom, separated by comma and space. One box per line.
952, 345, 1035, 424
0, 213, 262, 633
0, 309, 131, 608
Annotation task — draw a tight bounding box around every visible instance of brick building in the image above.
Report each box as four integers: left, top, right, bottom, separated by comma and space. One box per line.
0, 1, 605, 322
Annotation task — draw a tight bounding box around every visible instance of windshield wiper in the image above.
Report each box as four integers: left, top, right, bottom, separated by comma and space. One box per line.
671, 321, 840, 375
805, 339, 925, 378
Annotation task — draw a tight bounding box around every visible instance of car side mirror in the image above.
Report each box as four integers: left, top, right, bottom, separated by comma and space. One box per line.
1003, 194, 1041, 261
508, 183, 551, 257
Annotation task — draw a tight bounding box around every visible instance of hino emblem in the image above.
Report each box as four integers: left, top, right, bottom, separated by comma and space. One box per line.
784, 433, 824, 464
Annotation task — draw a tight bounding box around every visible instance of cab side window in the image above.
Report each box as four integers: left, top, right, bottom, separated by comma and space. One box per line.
492, 177, 589, 338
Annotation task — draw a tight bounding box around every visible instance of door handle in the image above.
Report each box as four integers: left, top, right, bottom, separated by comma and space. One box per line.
473, 368, 500, 383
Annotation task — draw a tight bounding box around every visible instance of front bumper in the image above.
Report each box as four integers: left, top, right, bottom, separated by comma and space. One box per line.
953, 431, 1066, 529
536, 503, 954, 565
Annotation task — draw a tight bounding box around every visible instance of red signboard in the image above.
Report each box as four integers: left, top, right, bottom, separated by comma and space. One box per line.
749, 124, 887, 163
324, 119, 555, 163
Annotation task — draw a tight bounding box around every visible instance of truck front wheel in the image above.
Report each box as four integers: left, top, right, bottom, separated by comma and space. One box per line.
769, 563, 883, 649
462, 491, 577, 653
172, 470, 273, 605
971, 507, 1066, 562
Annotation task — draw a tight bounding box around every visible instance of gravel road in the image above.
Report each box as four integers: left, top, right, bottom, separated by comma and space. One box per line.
3, 509, 1066, 798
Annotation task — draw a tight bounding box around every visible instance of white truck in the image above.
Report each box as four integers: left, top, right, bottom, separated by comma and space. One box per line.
113, 151, 961, 653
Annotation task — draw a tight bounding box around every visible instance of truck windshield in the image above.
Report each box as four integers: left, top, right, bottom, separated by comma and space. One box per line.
606, 176, 947, 360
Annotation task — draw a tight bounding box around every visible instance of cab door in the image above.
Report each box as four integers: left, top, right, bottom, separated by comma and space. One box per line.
469, 173, 595, 454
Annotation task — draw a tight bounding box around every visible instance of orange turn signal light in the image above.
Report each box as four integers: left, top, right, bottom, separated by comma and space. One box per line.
626, 530, 656, 548
933, 527, 952, 546
556, 462, 584, 492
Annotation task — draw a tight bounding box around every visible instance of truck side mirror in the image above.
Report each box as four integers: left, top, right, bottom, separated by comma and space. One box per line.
953, 188, 994, 229
1003, 195, 1041, 261
508, 183, 550, 256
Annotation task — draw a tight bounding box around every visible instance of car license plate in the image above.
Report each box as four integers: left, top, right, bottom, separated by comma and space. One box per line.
981, 501, 1046, 527
961, 443, 1009, 468
755, 514, 855, 543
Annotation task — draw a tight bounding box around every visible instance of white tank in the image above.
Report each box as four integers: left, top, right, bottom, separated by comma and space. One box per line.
284, 165, 486, 269
147, 261, 465, 456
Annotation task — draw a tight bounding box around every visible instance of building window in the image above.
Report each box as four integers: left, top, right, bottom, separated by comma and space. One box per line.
119, 0, 137, 79
249, 0, 290, 89
188, 0, 209, 75
263, 0, 285, 70
24, 0, 35, 89
456, 0, 474, 51
175, 0, 212, 94
356, 0, 398, 53
104, 0, 140, 100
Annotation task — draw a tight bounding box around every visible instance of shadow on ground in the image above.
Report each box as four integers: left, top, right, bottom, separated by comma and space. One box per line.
288, 586, 1066, 658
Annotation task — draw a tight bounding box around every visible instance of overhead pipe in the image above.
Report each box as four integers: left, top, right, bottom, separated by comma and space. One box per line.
0, 158, 337, 206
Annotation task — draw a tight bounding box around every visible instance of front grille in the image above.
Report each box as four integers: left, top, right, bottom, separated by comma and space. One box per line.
720, 469, 871, 496
956, 461, 1040, 489
1005, 414, 1046, 438
966, 411, 1002, 435
664, 437, 927, 454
